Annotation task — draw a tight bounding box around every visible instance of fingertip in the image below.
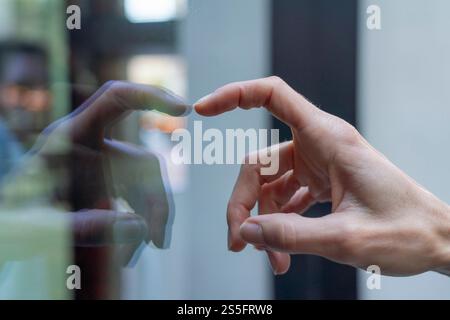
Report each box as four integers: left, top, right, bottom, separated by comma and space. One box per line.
113, 213, 148, 245
228, 239, 247, 252
239, 221, 264, 245
228, 229, 247, 252
267, 251, 290, 276
161, 101, 192, 117
194, 94, 218, 116
193, 102, 204, 114
193, 102, 209, 116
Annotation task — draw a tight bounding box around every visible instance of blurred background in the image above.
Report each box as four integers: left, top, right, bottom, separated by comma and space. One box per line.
0, 0, 449, 299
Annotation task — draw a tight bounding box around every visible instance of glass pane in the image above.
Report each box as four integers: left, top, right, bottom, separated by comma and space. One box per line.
1, 0, 449, 301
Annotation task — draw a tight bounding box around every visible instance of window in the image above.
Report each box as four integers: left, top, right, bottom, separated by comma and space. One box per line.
124, 0, 186, 23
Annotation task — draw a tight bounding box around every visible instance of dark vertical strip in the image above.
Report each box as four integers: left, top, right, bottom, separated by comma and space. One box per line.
271, 0, 358, 299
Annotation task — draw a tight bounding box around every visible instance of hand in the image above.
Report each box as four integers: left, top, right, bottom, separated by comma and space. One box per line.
24, 81, 189, 257
195, 76, 450, 276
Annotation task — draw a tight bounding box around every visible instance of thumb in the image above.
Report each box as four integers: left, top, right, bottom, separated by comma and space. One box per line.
239, 213, 344, 257
72, 210, 148, 246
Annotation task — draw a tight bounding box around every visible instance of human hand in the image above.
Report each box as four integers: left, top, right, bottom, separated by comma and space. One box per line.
195, 76, 450, 276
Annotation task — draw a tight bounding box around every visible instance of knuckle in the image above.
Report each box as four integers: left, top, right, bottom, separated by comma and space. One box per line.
318, 115, 362, 149
268, 76, 286, 88
333, 118, 362, 146
103, 81, 121, 98
265, 219, 297, 251
104, 80, 128, 98
100, 80, 115, 90
332, 222, 363, 263
103, 80, 122, 92
103, 81, 133, 109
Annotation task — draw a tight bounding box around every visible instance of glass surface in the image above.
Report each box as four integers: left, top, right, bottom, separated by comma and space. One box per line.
0, 0, 449, 300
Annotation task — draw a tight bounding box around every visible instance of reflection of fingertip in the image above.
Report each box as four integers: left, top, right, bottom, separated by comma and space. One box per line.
125, 242, 146, 268
113, 218, 147, 244
181, 104, 193, 117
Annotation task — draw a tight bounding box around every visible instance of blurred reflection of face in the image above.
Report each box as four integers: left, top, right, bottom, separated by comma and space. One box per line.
0, 51, 51, 112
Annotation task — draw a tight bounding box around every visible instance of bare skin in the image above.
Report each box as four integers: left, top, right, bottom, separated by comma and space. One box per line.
195, 76, 450, 276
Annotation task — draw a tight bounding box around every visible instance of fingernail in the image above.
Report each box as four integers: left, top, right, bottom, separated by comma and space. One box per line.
194, 94, 212, 107
113, 219, 147, 244
240, 222, 264, 244
267, 252, 280, 276
271, 265, 280, 276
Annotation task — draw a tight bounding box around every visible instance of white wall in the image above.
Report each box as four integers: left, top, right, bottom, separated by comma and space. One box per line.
358, 0, 450, 299
123, 0, 272, 299
181, 0, 272, 299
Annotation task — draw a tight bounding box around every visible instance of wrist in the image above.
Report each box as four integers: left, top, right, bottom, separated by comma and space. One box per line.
431, 200, 450, 275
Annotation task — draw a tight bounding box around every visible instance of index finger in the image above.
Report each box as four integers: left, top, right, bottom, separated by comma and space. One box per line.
194, 76, 319, 129
73, 81, 191, 131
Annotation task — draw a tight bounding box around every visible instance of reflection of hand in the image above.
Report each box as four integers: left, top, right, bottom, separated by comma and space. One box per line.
36, 81, 189, 252
195, 77, 450, 276
0, 209, 146, 265
72, 210, 147, 247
